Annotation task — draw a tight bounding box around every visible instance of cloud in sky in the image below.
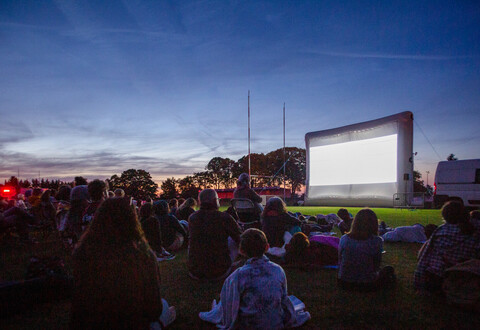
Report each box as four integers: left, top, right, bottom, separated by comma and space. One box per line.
0, 0, 479, 184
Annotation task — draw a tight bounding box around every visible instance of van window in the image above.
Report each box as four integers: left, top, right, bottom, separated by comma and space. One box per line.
476, 169, 480, 184
437, 169, 473, 184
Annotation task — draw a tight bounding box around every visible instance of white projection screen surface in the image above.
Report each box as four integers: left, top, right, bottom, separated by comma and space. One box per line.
305, 112, 413, 207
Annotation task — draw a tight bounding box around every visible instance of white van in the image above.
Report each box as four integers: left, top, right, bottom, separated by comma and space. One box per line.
434, 159, 480, 208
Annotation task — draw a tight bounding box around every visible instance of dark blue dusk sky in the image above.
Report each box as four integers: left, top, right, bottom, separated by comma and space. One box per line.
1, 0, 479, 184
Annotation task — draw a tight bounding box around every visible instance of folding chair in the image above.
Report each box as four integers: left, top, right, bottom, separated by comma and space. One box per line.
230, 198, 261, 231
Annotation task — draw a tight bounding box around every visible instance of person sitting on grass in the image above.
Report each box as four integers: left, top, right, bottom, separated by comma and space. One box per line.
199, 228, 310, 329
261, 197, 301, 248
175, 197, 196, 221
337, 208, 353, 235
71, 197, 176, 329
139, 203, 162, 255
0, 197, 36, 243
155, 200, 187, 252
27, 187, 43, 209
63, 185, 89, 246
114, 188, 125, 198
285, 232, 338, 269
414, 201, 480, 293
470, 210, 480, 234
188, 189, 241, 281
382, 223, 438, 243
338, 208, 396, 291
82, 179, 107, 224
139, 202, 173, 261
35, 189, 57, 226
168, 198, 178, 216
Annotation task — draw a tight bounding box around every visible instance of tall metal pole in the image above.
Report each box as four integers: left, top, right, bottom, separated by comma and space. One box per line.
283, 102, 286, 200
248, 90, 251, 184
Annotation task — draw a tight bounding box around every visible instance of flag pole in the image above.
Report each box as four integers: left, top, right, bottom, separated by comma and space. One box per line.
248, 91, 251, 185
283, 102, 286, 200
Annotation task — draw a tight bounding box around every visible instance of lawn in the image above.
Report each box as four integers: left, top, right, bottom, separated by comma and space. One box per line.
2, 207, 480, 329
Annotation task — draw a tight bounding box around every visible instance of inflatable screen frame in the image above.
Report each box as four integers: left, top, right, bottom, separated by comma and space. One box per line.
305, 111, 413, 207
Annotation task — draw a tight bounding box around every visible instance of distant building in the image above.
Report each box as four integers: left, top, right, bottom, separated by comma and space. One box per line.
216, 186, 292, 203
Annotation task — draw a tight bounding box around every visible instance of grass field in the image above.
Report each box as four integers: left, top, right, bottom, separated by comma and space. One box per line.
2, 207, 480, 329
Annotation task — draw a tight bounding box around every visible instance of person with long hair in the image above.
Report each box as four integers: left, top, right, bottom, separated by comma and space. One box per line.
338, 208, 395, 291
415, 201, 480, 292
36, 189, 56, 225
261, 197, 301, 248
71, 198, 176, 329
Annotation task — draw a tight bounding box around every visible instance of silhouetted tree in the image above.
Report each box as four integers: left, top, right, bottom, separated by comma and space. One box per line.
160, 177, 178, 199
413, 170, 427, 192
265, 147, 306, 194
447, 154, 458, 161
177, 176, 200, 199
205, 157, 236, 189
110, 169, 158, 200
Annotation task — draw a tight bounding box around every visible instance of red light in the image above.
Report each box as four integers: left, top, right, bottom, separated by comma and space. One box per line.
1, 187, 15, 198
433, 183, 436, 195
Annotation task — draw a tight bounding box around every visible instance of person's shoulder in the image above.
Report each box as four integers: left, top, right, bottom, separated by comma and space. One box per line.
218, 210, 235, 221
188, 210, 201, 220
265, 260, 287, 280
367, 235, 383, 245
266, 259, 285, 271
339, 234, 350, 243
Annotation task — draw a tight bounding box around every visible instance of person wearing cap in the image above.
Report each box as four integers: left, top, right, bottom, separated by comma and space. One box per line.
188, 189, 242, 280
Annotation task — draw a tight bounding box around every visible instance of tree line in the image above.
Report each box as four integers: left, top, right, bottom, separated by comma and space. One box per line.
1, 147, 306, 202
160, 147, 306, 199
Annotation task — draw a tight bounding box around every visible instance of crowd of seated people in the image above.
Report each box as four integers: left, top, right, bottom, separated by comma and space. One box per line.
4, 171, 480, 328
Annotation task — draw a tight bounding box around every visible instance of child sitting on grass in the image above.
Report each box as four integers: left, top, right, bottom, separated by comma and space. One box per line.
285, 232, 338, 269
200, 228, 310, 329
338, 208, 396, 291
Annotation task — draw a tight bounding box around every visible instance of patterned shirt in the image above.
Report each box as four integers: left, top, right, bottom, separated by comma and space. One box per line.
234, 255, 294, 329
414, 223, 480, 290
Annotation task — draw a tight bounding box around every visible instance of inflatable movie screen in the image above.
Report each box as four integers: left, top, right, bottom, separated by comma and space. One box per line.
305, 112, 413, 207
